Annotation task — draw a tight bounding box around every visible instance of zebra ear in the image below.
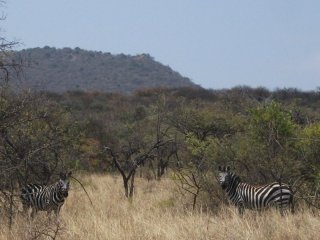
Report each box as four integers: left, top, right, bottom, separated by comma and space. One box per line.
59, 172, 66, 180
226, 166, 231, 172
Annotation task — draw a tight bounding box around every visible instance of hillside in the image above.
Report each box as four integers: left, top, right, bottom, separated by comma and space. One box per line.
13, 47, 197, 93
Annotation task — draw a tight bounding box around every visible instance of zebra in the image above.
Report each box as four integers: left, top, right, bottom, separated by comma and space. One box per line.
217, 166, 294, 215
20, 171, 72, 218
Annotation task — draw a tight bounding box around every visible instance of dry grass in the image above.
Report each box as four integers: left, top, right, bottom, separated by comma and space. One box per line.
0, 174, 319, 240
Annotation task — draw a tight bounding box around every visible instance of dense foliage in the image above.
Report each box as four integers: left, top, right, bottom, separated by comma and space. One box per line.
41, 87, 320, 208
2, 83, 320, 213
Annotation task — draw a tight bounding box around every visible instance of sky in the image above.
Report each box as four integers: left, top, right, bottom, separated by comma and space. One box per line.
2, 0, 320, 90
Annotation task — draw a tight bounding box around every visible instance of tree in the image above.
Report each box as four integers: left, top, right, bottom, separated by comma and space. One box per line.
247, 101, 299, 182
297, 123, 320, 208
103, 99, 173, 198
104, 139, 170, 198
0, 4, 21, 84
168, 100, 238, 210
0, 91, 80, 227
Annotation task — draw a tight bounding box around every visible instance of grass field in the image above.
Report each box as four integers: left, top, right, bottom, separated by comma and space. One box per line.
0, 174, 319, 240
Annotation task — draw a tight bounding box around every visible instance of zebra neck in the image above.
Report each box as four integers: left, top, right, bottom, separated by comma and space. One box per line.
56, 190, 67, 201
226, 174, 241, 196
52, 183, 66, 202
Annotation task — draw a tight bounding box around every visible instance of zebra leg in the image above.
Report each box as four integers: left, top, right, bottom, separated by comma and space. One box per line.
53, 206, 62, 223
54, 206, 62, 219
54, 206, 60, 216
280, 206, 284, 217
237, 202, 245, 216
290, 195, 295, 214
30, 208, 36, 219
22, 203, 29, 217
47, 209, 53, 220
22, 206, 33, 220
279, 201, 284, 217
257, 208, 263, 216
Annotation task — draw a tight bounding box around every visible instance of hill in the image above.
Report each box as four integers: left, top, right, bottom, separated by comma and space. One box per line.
13, 47, 197, 93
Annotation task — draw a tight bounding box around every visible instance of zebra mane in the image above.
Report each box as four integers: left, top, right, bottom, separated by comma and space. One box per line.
229, 171, 241, 184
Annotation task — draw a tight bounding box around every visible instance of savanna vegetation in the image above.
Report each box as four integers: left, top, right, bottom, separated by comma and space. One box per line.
48, 86, 320, 211
1, 82, 320, 239
0, 4, 320, 239
1, 175, 319, 240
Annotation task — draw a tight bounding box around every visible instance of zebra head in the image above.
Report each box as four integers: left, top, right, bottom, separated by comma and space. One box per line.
58, 171, 72, 197
218, 166, 231, 190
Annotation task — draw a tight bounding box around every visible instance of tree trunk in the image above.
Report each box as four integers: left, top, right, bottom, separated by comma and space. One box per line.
8, 180, 14, 229
129, 170, 136, 198
157, 158, 167, 180
123, 176, 129, 198
192, 187, 200, 210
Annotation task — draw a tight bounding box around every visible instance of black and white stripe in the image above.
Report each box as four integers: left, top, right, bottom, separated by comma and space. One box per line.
218, 166, 294, 214
21, 172, 72, 217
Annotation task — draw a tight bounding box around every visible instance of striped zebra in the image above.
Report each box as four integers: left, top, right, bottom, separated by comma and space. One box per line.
20, 171, 72, 218
217, 166, 294, 215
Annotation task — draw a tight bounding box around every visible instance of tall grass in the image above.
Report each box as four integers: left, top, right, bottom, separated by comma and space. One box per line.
0, 174, 319, 239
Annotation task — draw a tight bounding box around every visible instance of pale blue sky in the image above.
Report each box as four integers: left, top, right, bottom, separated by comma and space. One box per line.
2, 0, 320, 90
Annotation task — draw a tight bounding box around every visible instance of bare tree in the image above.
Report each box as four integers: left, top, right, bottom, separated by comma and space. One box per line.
0, 4, 22, 84
104, 139, 171, 198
